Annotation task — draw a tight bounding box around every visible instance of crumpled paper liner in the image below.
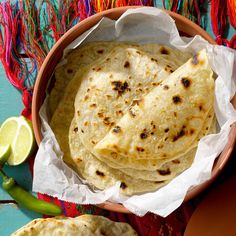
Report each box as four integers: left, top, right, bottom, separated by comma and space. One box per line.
33, 7, 236, 217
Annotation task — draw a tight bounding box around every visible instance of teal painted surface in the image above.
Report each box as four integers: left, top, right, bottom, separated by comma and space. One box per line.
0, 64, 41, 234
0, 62, 34, 200
0, 204, 41, 236
0, 164, 34, 200
0, 63, 23, 123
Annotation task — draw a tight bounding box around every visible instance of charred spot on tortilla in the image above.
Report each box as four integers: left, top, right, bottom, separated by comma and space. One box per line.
163, 85, 169, 90
136, 147, 145, 152
111, 81, 129, 96
151, 57, 158, 63
173, 129, 185, 142
164, 128, 169, 133
199, 105, 203, 111
151, 132, 154, 135
158, 168, 171, 175
91, 140, 96, 145
140, 131, 148, 139
103, 117, 111, 126
106, 94, 112, 99
115, 110, 124, 116
155, 181, 164, 184
97, 112, 104, 118
181, 77, 191, 88
112, 126, 121, 134
190, 129, 195, 135
106, 58, 110, 62
150, 121, 156, 130
164, 137, 168, 141
172, 159, 180, 164
174, 112, 177, 117
67, 68, 73, 74
84, 121, 89, 126
81, 129, 84, 133
97, 49, 104, 54
206, 127, 209, 130
90, 103, 97, 108
165, 65, 174, 73
124, 61, 130, 68
84, 95, 89, 101
111, 152, 118, 159
112, 144, 119, 150
160, 47, 169, 55
73, 127, 78, 132
96, 170, 105, 177
77, 110, 80, 116
76, 158, 82, 163
120, 182, 127, 189
172, 95, 182, 104
158, 144, 163, 149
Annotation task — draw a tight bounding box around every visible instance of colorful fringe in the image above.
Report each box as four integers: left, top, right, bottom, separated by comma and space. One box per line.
0, 1, 235, 231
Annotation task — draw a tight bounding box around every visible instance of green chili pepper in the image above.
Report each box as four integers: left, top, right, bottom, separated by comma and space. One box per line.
0, 170, 62, 216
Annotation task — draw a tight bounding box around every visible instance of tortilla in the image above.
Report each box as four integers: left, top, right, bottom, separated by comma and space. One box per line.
69, 118, 168, 194
12, 215, 137, 236
49, 41, 124, 116
93, 107, 215, 171
49, 43, 214, 194
49, 62, 167, 194
74, 43, 191, 156
94, 49, 214, 165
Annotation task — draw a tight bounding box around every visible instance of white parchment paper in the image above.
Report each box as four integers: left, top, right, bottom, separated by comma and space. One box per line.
33, 7, 236, 217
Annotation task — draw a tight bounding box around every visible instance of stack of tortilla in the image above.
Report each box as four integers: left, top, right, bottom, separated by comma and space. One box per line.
49, 42, 215, 195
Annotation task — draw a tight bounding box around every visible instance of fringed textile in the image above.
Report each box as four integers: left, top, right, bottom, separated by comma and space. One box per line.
159, 0, 207, 28
0, 1, 235, 231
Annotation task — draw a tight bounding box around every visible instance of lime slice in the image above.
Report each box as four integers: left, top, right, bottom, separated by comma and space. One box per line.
0, 116, 36, 166
0, 144, 12, 165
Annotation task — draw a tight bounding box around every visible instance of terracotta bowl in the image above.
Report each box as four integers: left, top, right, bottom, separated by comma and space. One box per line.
32, 6, 236, 214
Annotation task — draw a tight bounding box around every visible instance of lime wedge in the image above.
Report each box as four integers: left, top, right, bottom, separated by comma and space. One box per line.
0, 116, 36, 166
0, 144, 11, 165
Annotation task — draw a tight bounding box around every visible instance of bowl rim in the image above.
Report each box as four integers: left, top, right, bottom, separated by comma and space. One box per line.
32, 6, 236, 214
